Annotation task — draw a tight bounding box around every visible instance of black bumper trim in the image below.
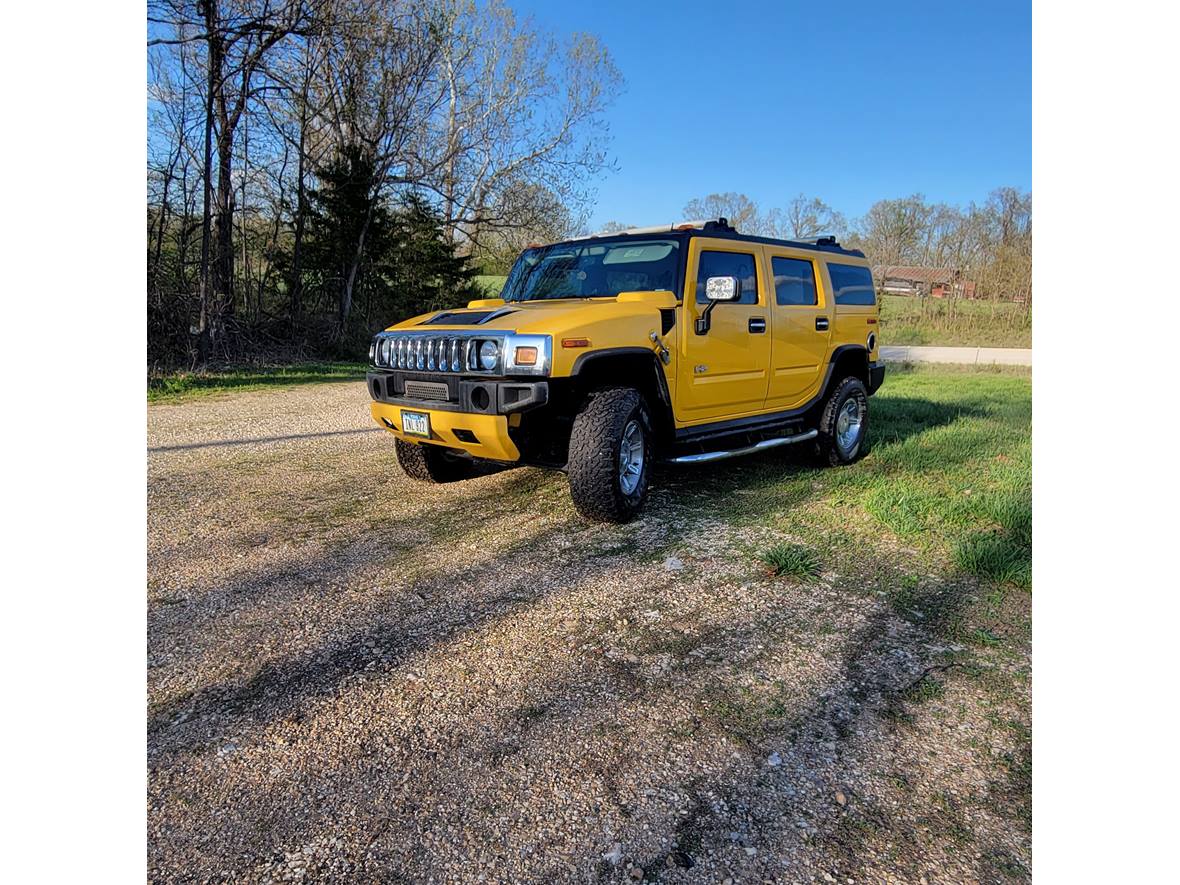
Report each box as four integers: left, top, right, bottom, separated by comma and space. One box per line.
868, 361, 886, 395
367, 371, 548, 416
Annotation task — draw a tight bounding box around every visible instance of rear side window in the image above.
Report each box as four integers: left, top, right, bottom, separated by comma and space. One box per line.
828, 263, 877, 305
695, 251, 758, 304
771, 257, 818, 306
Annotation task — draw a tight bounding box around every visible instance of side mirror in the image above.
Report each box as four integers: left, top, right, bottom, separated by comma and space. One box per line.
705, 275, 740, 302
696, 275, 741, 335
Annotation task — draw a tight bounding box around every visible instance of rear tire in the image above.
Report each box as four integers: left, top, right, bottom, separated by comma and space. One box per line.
814, 376, 869, 466
568, 387, 653, 523
395, 439, 481, 483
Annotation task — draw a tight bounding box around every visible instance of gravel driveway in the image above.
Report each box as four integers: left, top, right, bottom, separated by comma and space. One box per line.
148, 381, 1030, 883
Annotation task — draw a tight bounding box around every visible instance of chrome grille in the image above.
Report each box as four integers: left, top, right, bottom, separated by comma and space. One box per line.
372, 331, 518, 375
375, 334, 473, 372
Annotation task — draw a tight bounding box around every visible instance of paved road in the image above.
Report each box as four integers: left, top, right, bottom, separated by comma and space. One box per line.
880, 345, 1031, 366
147, 381, 1030, 883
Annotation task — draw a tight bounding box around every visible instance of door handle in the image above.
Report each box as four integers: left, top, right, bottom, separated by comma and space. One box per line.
815, 317, 830, 331
749, 317, 766, 333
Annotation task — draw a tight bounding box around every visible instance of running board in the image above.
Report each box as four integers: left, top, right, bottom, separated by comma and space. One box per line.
667, 429, 818, 465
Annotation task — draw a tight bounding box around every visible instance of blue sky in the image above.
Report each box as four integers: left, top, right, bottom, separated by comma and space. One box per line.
512, 0, 1031, 229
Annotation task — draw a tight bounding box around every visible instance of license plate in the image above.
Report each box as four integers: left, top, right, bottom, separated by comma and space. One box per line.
401, 410, 431, 438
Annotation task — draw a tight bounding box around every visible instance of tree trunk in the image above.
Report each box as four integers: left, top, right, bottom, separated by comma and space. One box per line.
214, 130, 235, 323
289, 87, 309, 328
150, 152, 176, 306
340, 206, 374, 333
196, 0, 219, 365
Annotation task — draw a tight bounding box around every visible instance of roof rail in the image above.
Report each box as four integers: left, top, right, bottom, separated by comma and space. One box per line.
582, 217, 737, 238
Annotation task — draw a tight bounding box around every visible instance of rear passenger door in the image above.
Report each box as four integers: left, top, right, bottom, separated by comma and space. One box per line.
765, 250, 830, 410
677, 239, 772, 422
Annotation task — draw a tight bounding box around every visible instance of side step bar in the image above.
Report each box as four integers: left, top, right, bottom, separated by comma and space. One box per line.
667, 429, 818, 465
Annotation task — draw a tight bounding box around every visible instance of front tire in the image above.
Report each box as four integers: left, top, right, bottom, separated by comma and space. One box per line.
395, 439, 481, 483
814, 376, 869, 466
567, 387, 653, 523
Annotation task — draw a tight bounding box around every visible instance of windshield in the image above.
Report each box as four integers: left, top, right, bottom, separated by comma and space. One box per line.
500, 239, 681, 302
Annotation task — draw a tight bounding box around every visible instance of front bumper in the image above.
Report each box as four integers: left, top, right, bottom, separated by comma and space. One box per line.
367, 371, 549, 462
370, 401, 521, 461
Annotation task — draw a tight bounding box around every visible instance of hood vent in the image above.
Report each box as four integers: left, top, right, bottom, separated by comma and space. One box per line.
420, 308, 517, 326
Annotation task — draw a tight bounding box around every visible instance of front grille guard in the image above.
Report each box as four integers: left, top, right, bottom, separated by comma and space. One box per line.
370, 330, 551, 377
373, 331, 496, 373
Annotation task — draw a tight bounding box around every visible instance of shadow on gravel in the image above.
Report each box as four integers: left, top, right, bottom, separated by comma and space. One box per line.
148, 426, 381, 453
179, 547, 1016, 882
148, 393, 1028, 881
148, 392, 980, 754
148, 483, 647, 759
147, 468, 558, 653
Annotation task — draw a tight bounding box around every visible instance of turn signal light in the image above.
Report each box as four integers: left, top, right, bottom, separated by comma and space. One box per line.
514, 346, 539, 365
561, 338, 590, 348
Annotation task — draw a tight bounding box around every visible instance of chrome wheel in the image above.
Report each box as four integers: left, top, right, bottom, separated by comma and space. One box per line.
618, 419, 645, 495
835, 398, 862, 454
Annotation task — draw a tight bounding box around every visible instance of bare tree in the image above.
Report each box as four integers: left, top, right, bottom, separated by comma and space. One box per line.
682, 192, 764, 233
309, 0, 443, 330
765, 194, 846, 240
594, 220, 636, 234
150, 0, 313, 358
423, 0, 621, 251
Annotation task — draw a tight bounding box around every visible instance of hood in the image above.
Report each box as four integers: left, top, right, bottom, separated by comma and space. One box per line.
392, 297, 633, 335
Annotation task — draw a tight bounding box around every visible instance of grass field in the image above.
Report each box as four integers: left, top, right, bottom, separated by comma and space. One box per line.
474, 274, 508, 297
677, 363, 1033, 591
147, 361, 367, 403
878, 294, 1031, 348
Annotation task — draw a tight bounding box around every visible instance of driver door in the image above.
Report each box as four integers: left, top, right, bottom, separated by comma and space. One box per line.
676, 239, 772, 422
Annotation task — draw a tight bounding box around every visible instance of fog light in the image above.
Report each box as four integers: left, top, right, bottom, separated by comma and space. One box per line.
514, 346, 538, 366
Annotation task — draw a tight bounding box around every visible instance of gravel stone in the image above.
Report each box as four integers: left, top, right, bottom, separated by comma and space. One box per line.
147, 381, 1031, 884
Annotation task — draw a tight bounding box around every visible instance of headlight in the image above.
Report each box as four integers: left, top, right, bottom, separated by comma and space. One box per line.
479, 340, 499, 371
380, 338, 392, 366
369, 340, 377, 364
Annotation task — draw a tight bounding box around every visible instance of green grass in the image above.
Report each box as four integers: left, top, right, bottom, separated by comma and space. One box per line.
835, 368, 1028, 590
845, 365, 1032, 588
147, 361, 368, 403
474, 275, 508, 297
759, 543, 822, 580
879, 294, 1031, 348
671, 364, 1031, 592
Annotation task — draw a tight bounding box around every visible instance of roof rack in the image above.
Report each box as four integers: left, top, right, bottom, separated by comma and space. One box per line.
570, 220, 863, 257
583, 217, 737, 239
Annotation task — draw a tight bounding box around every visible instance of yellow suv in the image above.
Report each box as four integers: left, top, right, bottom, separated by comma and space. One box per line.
367, 219, 884, 522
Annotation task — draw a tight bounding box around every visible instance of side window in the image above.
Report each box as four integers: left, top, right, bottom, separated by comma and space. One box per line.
828, 263, 877, 306
695, 250, 758, 304
771, 257, 818, 306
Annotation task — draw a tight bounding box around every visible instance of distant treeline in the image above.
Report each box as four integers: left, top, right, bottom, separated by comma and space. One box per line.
630, 189, 1032, 304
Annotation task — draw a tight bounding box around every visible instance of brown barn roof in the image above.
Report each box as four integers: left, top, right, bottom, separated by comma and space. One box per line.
874, 265, 960, 285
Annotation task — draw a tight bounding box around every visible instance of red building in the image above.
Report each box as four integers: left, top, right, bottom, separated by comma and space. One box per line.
874, 265, 978, 299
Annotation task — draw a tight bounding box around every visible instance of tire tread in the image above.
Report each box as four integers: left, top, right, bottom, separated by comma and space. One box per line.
567, 387, 650, 522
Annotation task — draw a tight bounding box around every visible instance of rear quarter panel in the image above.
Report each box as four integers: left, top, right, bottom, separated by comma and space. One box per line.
822, 258, 880, 363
